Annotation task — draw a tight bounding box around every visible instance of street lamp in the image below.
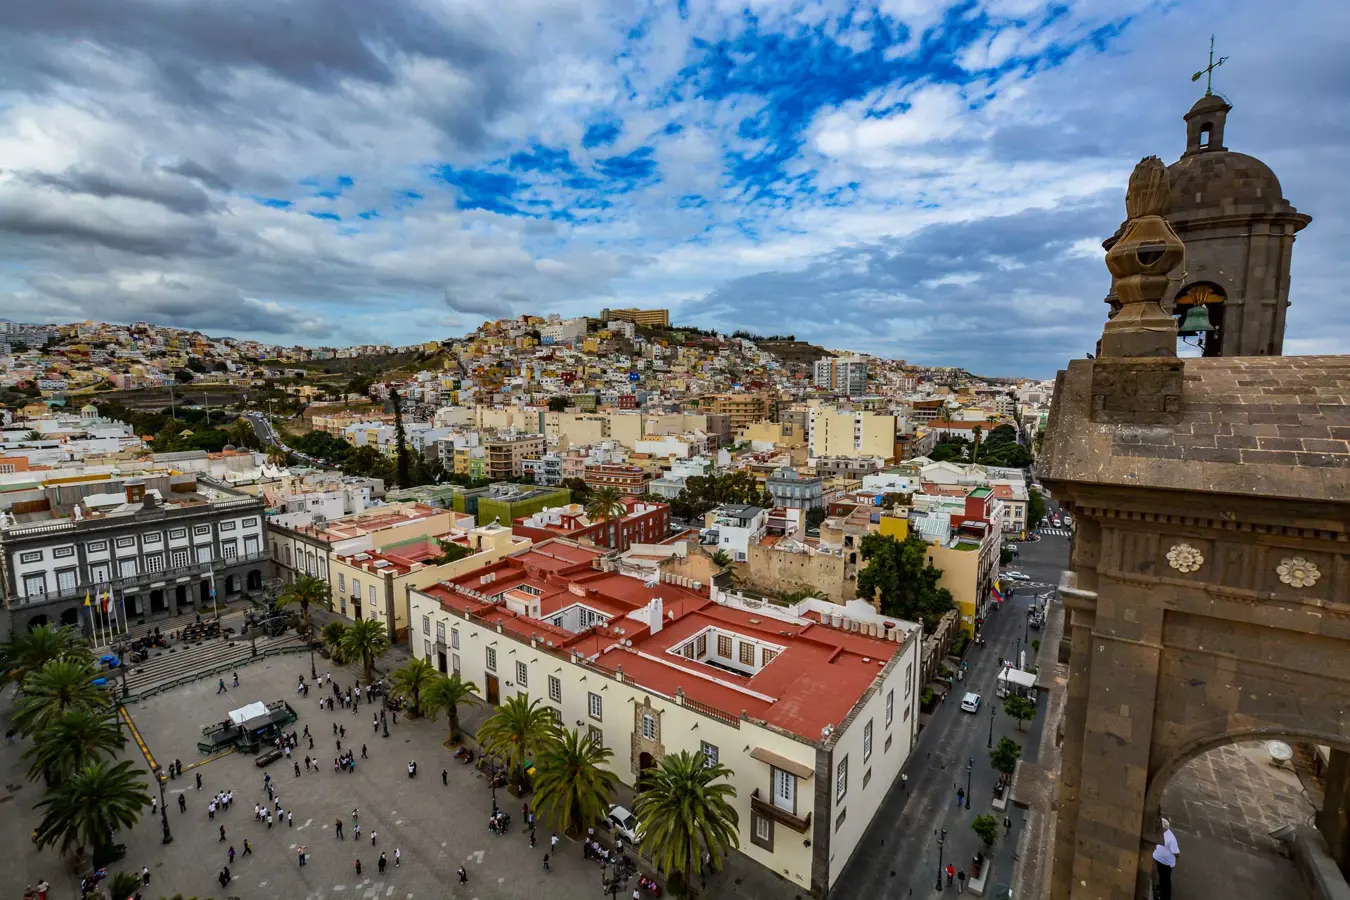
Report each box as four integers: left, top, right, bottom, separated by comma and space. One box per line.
309, 641, 317, 680
157, 769, 174, 845
935, 827, 947, 891
965, 757, 974, 809
988, 704, 997, 749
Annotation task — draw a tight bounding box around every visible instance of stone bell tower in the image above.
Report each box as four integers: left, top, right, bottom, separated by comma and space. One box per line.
1102, 94, 1312, 357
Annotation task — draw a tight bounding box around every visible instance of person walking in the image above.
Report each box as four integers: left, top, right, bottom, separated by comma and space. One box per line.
371, 830, 377, 846
233, 671, 239, 687
946, 863, 955, 888
298, 845, 307, 867
1004, 816, 1012, 836
178, 794, 186, 813
208, 801, 216, 821
141, 866, 151, 885
394, 848, 400, 867
242, 839, 252, 856
442, 769, 448, 786
457, 866, 468, 884
294, 760, 301, 778
956, 787, 965, 807
266, 811, 273, 829
377, 852, 387, 874
227, 846, 235, 864
335, 818, 344, 839
217, 678, 227, 694
542, 852, 550, 871
361, 744, 367, 759
957, 870, 966, 893
287, 812, 294, 828
219, 824, 226, 842
195, 772, 202, 790
1153, 817, 1179, 900
353, 823, 361, 841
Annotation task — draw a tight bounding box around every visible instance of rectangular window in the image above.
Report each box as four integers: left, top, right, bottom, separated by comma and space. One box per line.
193, 525, 210, 536
772, 769, 796, 812
762, 648, 778, 666
548, 675, 562, 703
886, 689, 895, 726
451, 628, 460, 649
119, 558, 138, 577
863, 768, 872, 789
196, 546, 212, 563
90, 562, 110, 584
836, 756, 848, 802
885, 734, 893, 753
242, 518, 259, 528
116, 536, 136, 548
700, 741, 719, 767
53, 546, 76, 558
640, 713, 656, 740
717, 634, 732, 658
422, 615, 430, 636
87, 540, 108, 552
436, 621, 446, 643
515, 661, 528, 687
904, 662, 913, 698
352, 577, 361, 597
338, 573, 346, 593
863, 720, 873, 762
835, 809, 847, 832
588, 691, 602, 721
367, 585, 375, 604
452, 653, 460, 674
587, 725, 604, 750
424, 640, 433, 658
56, 569, 77, 593
146, 554, 165, 573
170, 549, 189, 569
142, 532, 162, 545
486, 647, 497, 671
219, 521, 236, 532
739, 641, 755, 665
19, 551, 42, 563
169, 528, 187, 540
221, 542, 237, 560
750, 813, 774, 852
23, 573, 46, 597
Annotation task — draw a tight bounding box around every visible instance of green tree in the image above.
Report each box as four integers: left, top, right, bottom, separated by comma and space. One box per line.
1000, 547, 1014, 566
561, 477, 590, 505
276, 575, 331, 636
710, 549, 734, 569
336, 618, 391, 684
25, 429, 43, 442
391, 388, 412, 488
929, 441, 966, 463
320, 621, 348, 661
265, 445, 289, 468
990, 736, 1022, 776
475, 694, 559, 790
433, 537, 473, 565
33, 760, 150, 857
1027, 489, 1047, 531
585, 486, 626, 525
0, 624, 90, 687
635, 750, 739, 889
972, 813, 999, 847
23, 706, 125, 783
14, 659, 109, 737
532, 728, 618, 837
970, 424, 983, 464
804, 506, 827, 530
1003, 695, 1036, 732
854, 533, 956, 631
424, 673, 480, 745
547, 396, 570, 412
108, 872, 143, 900
389, 657, 438, 717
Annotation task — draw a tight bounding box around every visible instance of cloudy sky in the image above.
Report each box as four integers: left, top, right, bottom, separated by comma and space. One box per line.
0, 0, 1345, 376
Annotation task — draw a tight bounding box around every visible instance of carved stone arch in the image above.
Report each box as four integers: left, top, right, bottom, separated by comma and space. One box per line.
630, 694, 665, 776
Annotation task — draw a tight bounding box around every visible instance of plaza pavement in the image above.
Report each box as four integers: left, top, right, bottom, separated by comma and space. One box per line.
0, 651, 635, 900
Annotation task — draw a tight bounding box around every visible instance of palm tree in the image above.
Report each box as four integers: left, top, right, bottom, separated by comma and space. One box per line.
108, 872, 143, 900
14, 659, 109, 737
276, 575, 331, 636
971, 424, 983, 465
389, 657, 437, 717
532, 728, 617, 837
1, 624, 89, 688
34, 760, 150, 857
25, 429, 43, 442
585, 486, 626, 525
321, 621, 348, 662
635, 750, 740, 889
710, 550, 733, 569
22, 706, 125, 783
265, 444, 289, 467
475, 694, 559, 790
424, 673, 480, 745
336, 618, 390, 684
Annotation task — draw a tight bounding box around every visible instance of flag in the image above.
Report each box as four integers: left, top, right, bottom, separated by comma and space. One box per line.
84, 591, 92, 607
991, 582, 1005, 605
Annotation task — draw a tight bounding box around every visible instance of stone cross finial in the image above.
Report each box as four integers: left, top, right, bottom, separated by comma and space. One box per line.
1098, 156, 1184, 359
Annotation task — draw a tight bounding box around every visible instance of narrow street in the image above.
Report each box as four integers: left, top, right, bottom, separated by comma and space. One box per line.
831, 518, 1069, 898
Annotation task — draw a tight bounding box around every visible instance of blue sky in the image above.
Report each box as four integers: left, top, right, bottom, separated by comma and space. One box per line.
0, 0, 1345, 375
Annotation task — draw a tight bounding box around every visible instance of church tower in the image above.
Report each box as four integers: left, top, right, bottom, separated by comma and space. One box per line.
1103, 93, 1312, 356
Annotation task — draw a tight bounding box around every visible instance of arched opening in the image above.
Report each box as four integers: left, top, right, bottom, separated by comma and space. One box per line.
225, 574, 240, 595
247, 569, 263, 591
1199, 122, 1213, 148
638, 751, 656, 773
59, 607, 79, 627
27, 614, 49, 630
1142, 730, 1347, 900
198, 581, 211, 605
1174, 282, 1227, 358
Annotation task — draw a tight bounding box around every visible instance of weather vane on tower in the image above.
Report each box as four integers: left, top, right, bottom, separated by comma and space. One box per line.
1191, 34, 1228, 97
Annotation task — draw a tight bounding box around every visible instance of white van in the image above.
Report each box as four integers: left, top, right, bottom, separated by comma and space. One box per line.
960, 692, 982, 713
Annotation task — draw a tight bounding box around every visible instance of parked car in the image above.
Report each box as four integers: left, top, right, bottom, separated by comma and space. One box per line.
960, 692, 982, 714
1003, 572, 1030, 582
607, 804, 643, 845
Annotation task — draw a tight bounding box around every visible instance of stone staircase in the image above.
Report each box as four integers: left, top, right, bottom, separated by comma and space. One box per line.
117, 632, 309, 701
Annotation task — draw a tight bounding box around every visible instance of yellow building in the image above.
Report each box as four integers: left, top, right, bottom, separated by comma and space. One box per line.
606, 307, 670, 327
807, 407, 896, 461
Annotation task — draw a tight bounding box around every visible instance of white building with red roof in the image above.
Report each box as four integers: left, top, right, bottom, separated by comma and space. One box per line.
407, 538, 922, 895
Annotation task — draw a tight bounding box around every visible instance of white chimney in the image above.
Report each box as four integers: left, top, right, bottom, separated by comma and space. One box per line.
649, 596, 664, 635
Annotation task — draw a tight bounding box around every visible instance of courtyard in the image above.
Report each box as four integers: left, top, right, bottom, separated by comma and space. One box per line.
0, 651, 639, 900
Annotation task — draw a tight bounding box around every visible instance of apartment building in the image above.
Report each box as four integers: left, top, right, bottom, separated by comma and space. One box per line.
812, 356, 868, 396
603, 307, 670, 327
511, 497, 670, 552
485, 432, 546, 480
407, 543, 921, 896
702, 504, 768, 562
582, 463, 649, 496
698, 392, 774, 430
521, 453, 564, 486
0, 474, 268, 638
766, 467, 824, 510
807, 407, 895, 461
538, 317, 588, 345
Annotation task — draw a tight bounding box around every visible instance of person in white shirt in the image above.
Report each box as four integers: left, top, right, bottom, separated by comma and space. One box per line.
1152, 817, 1179, 900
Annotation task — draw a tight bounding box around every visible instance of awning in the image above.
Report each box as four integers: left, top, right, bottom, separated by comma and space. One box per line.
228, 702, 269, 726
750, 747, 813, 780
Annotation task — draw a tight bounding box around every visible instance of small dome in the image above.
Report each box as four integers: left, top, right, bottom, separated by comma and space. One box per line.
1167, 150, 1285, 215
222, 443, 237, 451
1186, 93, 1230, 117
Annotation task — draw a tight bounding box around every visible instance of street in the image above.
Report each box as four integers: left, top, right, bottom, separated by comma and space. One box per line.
830, 515, 1069, 898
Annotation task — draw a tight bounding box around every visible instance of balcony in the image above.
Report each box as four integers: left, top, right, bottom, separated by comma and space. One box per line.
750, 788, 811, 833
20, 551, 271, 605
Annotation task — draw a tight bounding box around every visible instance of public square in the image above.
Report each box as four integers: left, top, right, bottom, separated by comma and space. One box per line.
0, 651, 637, 900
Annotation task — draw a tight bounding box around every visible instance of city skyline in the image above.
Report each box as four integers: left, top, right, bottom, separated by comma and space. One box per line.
0, 0, 1345, 378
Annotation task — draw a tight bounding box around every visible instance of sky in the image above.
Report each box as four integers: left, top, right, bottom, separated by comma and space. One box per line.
0, 0, 1346, 377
